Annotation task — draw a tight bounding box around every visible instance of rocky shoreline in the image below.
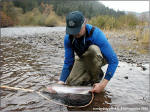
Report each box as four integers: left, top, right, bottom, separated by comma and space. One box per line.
1, 27, 149, 69
105, 30, 149, 69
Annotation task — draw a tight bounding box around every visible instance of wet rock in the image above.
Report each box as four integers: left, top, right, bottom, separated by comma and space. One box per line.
137, 63, 142, 67
124, 76, 128, 79
129, 50, 136, 55
18, 37, 21, 39
29, 40, 33, 43
141, 66, 147, 71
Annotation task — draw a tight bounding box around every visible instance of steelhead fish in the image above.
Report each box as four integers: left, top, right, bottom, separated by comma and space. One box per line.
46, 84, 92, 94
41, 84, 93, 107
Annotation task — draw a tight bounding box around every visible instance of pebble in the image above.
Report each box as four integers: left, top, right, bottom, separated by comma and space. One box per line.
124, 76, 128, 79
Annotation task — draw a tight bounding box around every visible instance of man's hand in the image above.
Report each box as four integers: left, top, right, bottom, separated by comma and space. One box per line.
57, 81, 65, 85
91, 79, 109, 93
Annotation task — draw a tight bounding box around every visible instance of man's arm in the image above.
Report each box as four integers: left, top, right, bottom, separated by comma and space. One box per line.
92, 28, 118, 93
91, 79, 109, 93
59, 35, 75, 83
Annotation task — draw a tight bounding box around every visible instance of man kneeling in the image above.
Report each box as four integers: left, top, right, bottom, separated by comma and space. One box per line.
58, 11, 118, 93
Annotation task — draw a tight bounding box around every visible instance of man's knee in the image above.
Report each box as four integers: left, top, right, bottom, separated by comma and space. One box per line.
87, 45, 102, 57
82, 45, 107, 66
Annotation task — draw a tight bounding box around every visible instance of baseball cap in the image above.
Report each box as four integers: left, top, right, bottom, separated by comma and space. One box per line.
66, 11, 85, 35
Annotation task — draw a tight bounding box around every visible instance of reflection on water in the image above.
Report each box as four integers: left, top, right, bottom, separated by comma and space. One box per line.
1, 37, 67, 112
0, 28, 149, 111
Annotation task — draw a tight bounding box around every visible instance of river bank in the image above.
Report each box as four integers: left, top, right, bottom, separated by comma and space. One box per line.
1, 26, 149, 64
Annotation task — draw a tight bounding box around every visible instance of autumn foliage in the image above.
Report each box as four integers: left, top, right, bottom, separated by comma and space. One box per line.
0, 1, 148, 29
0, 11, 14, 27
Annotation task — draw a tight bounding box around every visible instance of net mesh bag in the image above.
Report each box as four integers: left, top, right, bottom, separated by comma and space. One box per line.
41, 85, 94, 107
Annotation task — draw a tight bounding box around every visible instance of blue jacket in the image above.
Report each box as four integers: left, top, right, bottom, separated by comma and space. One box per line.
60, 24, 118, 82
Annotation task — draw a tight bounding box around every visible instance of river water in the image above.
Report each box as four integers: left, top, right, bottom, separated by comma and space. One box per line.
0, 27, 149, 112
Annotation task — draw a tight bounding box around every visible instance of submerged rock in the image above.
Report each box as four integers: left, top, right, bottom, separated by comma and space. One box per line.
124, 76, 128, 79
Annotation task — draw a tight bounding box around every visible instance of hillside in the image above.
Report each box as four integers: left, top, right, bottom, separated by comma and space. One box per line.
10, 0, 125, 18
125, 11, 149, 22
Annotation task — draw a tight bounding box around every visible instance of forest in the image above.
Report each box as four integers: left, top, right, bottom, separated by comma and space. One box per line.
0, 0, 148, 30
